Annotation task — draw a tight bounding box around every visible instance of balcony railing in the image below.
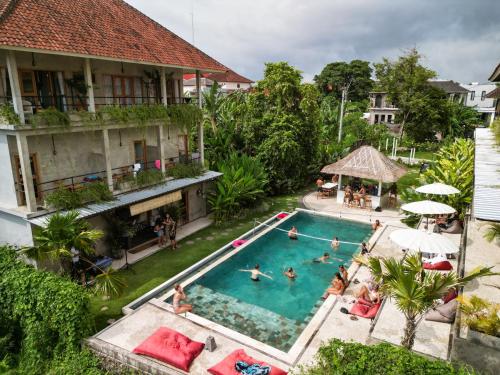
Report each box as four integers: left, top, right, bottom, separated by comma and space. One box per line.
0, 95, 198, 117
14, 156, 201, 199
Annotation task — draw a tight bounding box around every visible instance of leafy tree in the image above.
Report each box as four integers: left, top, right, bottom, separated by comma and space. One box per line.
356, 253, 496, 350
400, 138, 474, 219
445, 101, 481, 139
23, 211, 125, 297
314, 60, 373, 101
374, 49, 437, 140
202, 81, 224, 132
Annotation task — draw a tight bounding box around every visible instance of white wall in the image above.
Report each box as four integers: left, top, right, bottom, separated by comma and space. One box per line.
462, 83, 496, 108
0, 134, 18, 207
0, 210, 33, 247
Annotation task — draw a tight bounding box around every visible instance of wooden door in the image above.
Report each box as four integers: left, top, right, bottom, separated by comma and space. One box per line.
133, 140, 147, 166
14, 154, 41, 204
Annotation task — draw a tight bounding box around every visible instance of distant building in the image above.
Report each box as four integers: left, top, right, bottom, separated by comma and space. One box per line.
368, 80, 469, 130
461, 82, 497, 126
183, 70, 253, 96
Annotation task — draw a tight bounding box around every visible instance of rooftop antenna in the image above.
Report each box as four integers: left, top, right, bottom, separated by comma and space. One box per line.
191, 0, 195, 45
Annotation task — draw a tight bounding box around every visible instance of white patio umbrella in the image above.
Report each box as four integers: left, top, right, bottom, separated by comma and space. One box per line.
415, 183, 460, 195
401, 200, 456, 215
390, 229, 459, 254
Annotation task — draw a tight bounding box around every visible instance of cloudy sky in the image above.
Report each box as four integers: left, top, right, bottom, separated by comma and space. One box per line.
127, 0, 500, 83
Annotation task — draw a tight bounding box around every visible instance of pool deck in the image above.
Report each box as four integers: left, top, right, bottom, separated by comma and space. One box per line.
88, 193, 474, 373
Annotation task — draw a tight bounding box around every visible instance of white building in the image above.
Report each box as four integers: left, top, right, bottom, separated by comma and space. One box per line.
461, 82, 497, 126
184, 70, 253, 96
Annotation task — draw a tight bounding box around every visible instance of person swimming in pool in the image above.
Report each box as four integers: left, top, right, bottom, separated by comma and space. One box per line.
331, 236, 340, 249
313, 253, 332, 264
288, 226, 298, 240
284, 267, 296, 279
239, 264, 273, 281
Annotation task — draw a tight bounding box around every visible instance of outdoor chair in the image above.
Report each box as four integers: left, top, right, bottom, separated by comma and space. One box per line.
364, 196, 372, 210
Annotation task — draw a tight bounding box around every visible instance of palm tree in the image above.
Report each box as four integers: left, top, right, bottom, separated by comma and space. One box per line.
484, 224, 500, 243
202, 81, 223, 132
24, 211, 125, 297
356, 253, 496, 350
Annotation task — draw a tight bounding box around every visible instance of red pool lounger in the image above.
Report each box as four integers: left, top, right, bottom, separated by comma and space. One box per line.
208, 349, 288, 375
350, 301, 382, 319
423, 260, 453, 271
276, 213, 288, 219
132, 327, 204, 372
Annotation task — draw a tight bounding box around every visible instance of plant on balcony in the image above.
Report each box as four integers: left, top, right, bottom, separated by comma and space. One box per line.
98, 104, 169, 125
165, 162, 204, 179
44, 182, 113, 210
31, 108, 70, 127
457, 295, 500, 337
0, 103, 20, 125
167, 103, 202, 130
134, 169, 165, 187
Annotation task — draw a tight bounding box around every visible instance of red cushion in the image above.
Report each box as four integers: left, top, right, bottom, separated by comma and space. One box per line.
133, 327, 204, 371
442, 288, 458, 303
350, 302, 381, 319
357, 297, 372, 306
208, 349, 287, 375
423, 260, 453, 271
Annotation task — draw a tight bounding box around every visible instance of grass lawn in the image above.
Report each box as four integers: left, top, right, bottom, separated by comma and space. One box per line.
396, 150, 436, 161
90, 192, 305, 332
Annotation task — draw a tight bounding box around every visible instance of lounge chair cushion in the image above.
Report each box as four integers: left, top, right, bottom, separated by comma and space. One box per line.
132, 327, 204, 371
208, 349, 287, 375
425, 299, 458, 323
423, 260, 453, 271
442, 288, 458, 303
350, 301, 381, 319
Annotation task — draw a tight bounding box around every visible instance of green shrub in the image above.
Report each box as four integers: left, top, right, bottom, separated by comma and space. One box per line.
0, 103, 20, 125
296, 339, 477, 375
134, 169, 165, 187
32, 108, 70, 127
46, 350, 108, 375
44, 182, 113, 210
209, 153, 268, 224
166, 162, 204, 179
0, 246, 94, 374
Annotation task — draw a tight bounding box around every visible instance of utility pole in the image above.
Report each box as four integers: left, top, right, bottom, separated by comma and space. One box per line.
337, 78, 352, 143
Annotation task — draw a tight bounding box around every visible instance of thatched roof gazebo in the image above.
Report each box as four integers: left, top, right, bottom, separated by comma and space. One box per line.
321, 145, 407, 207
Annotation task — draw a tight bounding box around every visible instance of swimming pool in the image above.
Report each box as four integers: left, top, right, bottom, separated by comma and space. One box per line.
166, 210, 373, 352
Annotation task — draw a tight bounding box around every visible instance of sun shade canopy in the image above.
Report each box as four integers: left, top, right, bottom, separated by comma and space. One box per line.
415, 183, 460, 195
390, 228, 459, 254
320, 145, 407, 183
401, 200, 456, 215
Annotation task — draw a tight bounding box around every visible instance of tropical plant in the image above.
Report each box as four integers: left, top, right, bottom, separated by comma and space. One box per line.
44, 182, 113, 210
202, 80, 224, 132
457, 295, 500, 337
209, 153, 268, 224
296, 339, 478, 375
484, 223, 500, 243
23, 211, 125, 298
400, 138, 474, 219
356, 252, 496, 350
0, 103, 21, 125
134, 169, 165, 187
165, 162, 204, 179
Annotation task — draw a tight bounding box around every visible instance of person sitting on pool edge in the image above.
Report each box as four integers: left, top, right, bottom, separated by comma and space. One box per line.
173, 284, 193, 314
331, 236, 340, 249
239, 264, 273, 281
325, 272, 345, 297
284, 267, 296, 280
288, 226, 298, 240
372, 220, 382, 231
313, 252, 332, 264
360, 242, 369, 255
339, 265, 349, 285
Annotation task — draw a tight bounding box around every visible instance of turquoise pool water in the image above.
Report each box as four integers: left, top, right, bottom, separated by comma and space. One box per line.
169, 211, 372, 351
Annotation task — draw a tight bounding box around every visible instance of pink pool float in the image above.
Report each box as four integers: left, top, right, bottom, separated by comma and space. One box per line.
276, 213, 289, 219
232, 239, 247, 248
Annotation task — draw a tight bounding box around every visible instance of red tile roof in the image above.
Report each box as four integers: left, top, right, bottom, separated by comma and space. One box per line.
183, 69, 253, 84
0, 0, 226, 72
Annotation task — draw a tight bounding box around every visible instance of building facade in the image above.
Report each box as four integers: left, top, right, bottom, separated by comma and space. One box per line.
461, 83, 497, 126
0, 0, 226, 254
184, 69, 253, 96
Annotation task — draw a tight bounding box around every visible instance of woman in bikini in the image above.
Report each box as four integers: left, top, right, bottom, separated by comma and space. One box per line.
326, 272, 345, 296
288, 226, 298, 240
172, 284, 192, 314
372, 220, 382, 231
356, 283, 381, 305
331, 236, 340, 249
239, 264, 273, 281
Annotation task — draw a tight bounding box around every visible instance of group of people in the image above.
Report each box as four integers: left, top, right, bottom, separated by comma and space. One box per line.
153, 214, 177, 249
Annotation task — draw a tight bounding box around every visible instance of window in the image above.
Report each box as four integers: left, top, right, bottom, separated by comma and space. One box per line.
374, 114, 379, 124
381, 115, 386, 122
387, 115, 392, 123
134, 140, 147, 166
470, 91, 475, 101
237, 83, 240, 89
20, 70, 36, 95
375, 94, 382, 108
481, 91, 486, 101
112, 76, 142, 105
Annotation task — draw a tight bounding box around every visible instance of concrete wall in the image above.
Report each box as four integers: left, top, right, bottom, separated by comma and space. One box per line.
0, 210, 33, 247
0, 134, 18, 207
186, 183, 207, 221
451, 336, 500, 375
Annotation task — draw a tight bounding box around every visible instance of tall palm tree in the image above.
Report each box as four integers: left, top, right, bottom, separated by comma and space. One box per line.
202, 81, 223, 132
357, 253, 496, 350
24, 211, 125, 297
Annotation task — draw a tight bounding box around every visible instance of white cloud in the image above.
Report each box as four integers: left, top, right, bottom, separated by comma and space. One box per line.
127, 0, 500, 83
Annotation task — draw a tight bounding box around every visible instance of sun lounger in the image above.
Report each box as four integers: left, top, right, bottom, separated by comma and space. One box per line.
132, 327, 204, 372
350, 299, 382, 319
208, 349, 287, 375
423, 260, 453, 271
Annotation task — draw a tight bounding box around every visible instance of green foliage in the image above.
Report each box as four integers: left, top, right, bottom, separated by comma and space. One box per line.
374, 48, 437, 141
0, 103, 21, 125
45, 182, 113, 210
134, 169, 165, 187
357, 252, 495, 350
296, 339, 478, 375
167, 103, 202, 131
492, 118, 500, 145
32, 108, 70, 128
46, 350, 108, 375
202, 81, 224, 132
165, 162, 204, 179
314, 60, 373, 101
0, 246, 94, 373
484, 223, 500, 243
458, 295, 500, 337
209, 153, 268, 224
446, 101, 481, 138
400, 139, 474, 219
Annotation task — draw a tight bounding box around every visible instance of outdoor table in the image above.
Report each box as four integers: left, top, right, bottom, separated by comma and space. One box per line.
322, 182, 338, 190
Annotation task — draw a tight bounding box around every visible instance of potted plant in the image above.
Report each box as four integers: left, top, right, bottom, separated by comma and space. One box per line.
457, 294, 500, 349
